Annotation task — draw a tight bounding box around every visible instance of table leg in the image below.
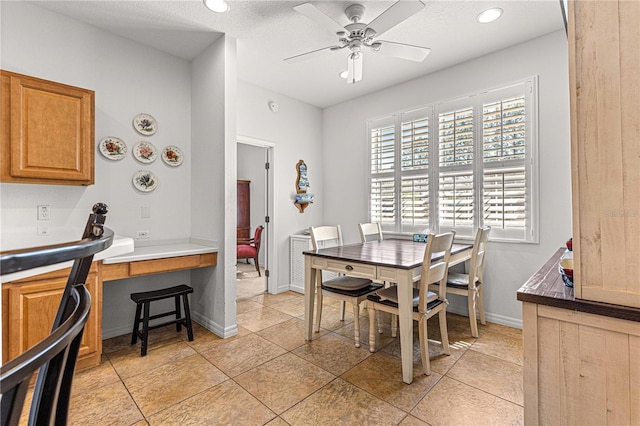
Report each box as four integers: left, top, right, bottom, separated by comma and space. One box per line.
397, 269, 414, 384
304, 255, 316, 341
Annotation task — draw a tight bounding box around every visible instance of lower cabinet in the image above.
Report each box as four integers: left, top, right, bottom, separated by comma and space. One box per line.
2, 264, 102, 371
522, 302, 640, 425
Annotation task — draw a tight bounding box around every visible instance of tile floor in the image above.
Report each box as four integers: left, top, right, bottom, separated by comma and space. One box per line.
61, 292, 523, 425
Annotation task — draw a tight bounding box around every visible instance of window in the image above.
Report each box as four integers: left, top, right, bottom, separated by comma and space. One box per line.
367, 78, 538, 242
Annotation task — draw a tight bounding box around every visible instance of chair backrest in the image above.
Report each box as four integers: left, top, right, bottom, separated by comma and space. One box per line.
253, 225, 264, 253
358, 222, 383, 243
0, 203, 113, 426
418, 231, 456, 313
469, 226, 491, 284
309, 225, 343, 250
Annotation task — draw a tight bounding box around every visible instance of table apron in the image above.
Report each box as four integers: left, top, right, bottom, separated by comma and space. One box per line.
309, 257, 377, 279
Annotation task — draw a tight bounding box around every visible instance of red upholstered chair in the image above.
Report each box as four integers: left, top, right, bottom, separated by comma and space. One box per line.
237, 225, 264, 276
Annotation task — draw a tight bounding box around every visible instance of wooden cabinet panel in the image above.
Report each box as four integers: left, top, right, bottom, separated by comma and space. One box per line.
237, 180, 250, 242
568, 0, 640, 308
0, 70, 94, 185
3, 272, 102, 370
523, 302, 640, 425
102, 253, 218, 281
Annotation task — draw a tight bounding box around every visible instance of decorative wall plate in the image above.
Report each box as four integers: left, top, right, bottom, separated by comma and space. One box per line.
133, 170, 158, 192
98, 136, 127, 160
161, 145, 183, 167
133, 113, 157, 136
133, 141, 157, 163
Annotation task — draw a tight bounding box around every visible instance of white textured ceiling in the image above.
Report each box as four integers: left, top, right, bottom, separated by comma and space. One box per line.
30, 0, 565, 108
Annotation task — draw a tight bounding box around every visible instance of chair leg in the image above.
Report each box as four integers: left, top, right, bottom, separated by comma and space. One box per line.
254, 256, 261, 276
439, 309, 450, 355
377, 310, 383, 334
339, 301, 346, 321
314, 287, 323, 333
418, 317, 430, 376
182, 294, 194, 341
468, 291, 479, 338
352, 302, 361, 348
477, 284, 486, 325
141, 302, 150, 356
131, 302, 142, 345
368, 304, 377, 353
175, 295, 182, 332
391, 313, 398, 338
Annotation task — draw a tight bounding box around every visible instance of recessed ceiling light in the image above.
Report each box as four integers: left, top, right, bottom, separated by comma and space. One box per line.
203, 0, 229, 13
339, 70, 348, 79
477, 8, 503, 24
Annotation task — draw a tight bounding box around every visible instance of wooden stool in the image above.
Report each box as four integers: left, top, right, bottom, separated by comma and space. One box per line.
130, 284, 194, 356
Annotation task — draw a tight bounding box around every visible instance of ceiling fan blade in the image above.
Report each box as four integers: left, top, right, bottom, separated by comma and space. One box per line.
347, 53, 363, 84
284, 45, 340, 63
294, 3, 346, 35
372, 40, 431, 62
367, 0, 426, 37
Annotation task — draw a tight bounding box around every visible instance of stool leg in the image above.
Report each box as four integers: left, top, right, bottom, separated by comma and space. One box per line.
141, 301, 150, 356
131, 302, 142, 345
175, 295, 182, 332
182, 294, 194, 342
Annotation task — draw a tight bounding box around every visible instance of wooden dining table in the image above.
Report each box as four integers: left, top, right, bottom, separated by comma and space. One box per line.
303, 238, 473, 384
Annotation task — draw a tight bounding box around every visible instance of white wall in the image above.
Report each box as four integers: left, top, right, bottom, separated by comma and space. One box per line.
322, 31, 572, 327
190, 35, 237, 337
237, 81, 323, 293
0, 1, 192, 241
0, 1, 197, 337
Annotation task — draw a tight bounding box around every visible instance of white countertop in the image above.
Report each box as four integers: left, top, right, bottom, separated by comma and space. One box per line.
103, 241, 217, 264
1, 234, 135, 283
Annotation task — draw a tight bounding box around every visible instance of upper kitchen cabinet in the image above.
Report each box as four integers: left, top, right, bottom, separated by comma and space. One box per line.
568, 0, 640, 308
0, 70, 95, 185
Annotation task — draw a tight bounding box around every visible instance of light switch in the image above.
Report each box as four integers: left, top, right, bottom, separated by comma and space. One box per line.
141, 206, 150, 218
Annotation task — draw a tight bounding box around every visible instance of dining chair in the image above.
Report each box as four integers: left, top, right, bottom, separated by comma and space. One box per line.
310, 225, 383, 347
1, 203, 113, 426
435, 226, 490, 338
367, 231, 455, 376
236, 225, 264, 276
358, 222, 383, 242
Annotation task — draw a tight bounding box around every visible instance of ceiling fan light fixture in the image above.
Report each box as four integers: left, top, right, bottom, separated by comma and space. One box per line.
477, 8, 503, 23
203, 0, 229, 13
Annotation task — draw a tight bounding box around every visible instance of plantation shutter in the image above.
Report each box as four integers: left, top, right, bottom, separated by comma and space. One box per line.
437, 106, 474, 234
369, 116, 396, 227
399, 110, 430, 231
479, 84, 533, 241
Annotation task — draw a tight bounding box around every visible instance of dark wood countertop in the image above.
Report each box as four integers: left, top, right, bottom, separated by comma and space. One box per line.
517, 247, 640, 323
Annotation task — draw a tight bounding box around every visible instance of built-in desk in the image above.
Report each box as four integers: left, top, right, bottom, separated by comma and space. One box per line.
102, 241, 217, 281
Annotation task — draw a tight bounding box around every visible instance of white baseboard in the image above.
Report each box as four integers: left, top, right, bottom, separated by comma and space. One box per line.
446, 305, 522, 330
289, 283, 304, 294
103, 325, 132, 340
191, 311, 237, 338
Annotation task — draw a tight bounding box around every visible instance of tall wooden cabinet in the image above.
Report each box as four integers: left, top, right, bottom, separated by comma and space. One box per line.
569, 0, 640, 308
520, 1, 640, 424
237, 180, 251, 242
0, 70, 95, 185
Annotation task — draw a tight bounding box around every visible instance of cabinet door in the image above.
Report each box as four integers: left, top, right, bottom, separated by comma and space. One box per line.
569, 0, 640, 308
6, 274, 102, 368
0, 70, 95, 185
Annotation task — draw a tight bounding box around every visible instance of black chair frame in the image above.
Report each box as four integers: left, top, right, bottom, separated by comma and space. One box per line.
0, 203, 114, 426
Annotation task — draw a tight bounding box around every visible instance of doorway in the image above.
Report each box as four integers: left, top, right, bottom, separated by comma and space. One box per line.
236, 136, 276, 299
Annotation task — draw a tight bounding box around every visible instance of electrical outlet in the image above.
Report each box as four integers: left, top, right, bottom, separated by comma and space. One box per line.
37, 205, 51, 221
37, 226, 49, 236
135, 230, 150, 239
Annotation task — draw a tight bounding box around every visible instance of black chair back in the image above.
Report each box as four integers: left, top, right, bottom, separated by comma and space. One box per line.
0, 203, 114, 426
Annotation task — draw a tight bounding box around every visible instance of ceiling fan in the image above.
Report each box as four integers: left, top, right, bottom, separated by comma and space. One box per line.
284, 0, 430, 84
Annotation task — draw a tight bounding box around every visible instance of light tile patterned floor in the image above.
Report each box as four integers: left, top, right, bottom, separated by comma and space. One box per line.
62, 291, 523, 425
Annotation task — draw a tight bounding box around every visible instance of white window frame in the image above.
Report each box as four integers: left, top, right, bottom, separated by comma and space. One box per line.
366, 77, 539, 243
